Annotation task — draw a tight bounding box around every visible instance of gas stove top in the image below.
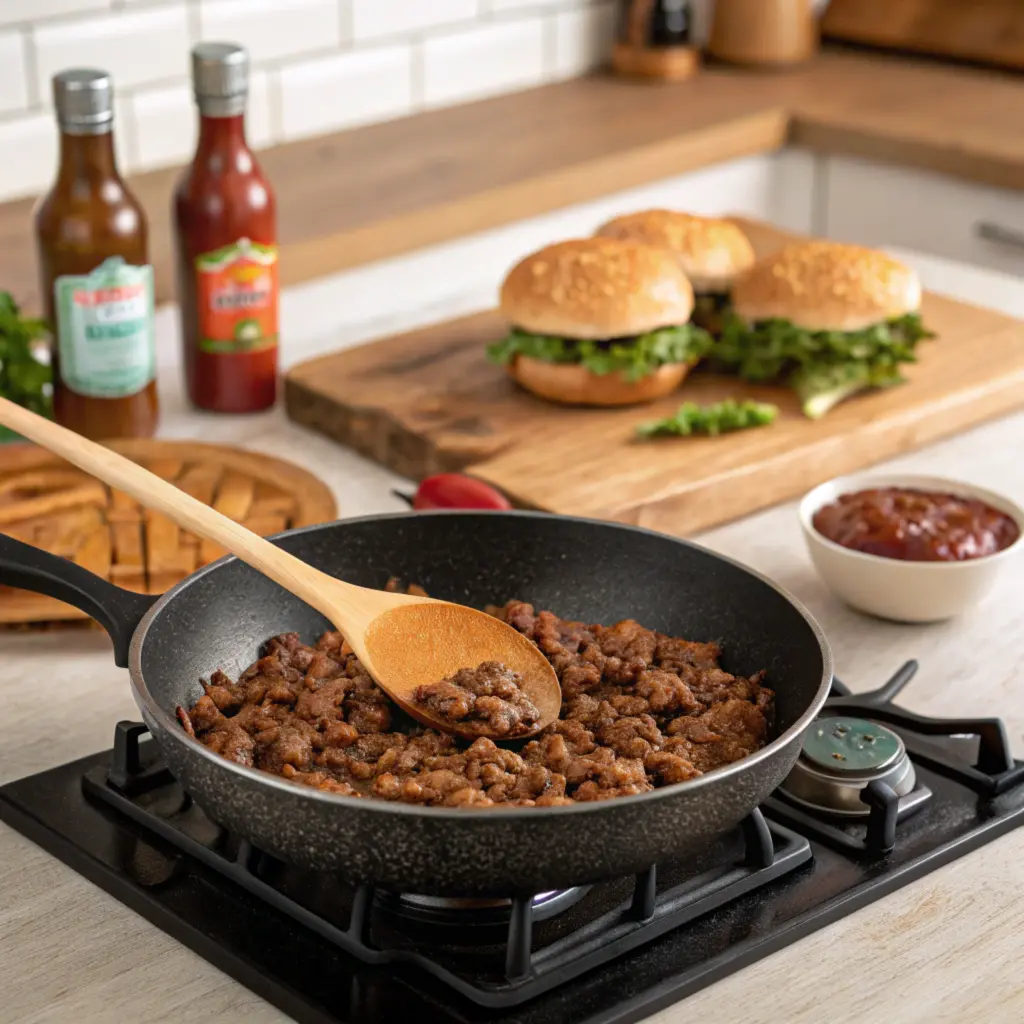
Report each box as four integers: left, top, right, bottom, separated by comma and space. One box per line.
3, 661, 1023, 1024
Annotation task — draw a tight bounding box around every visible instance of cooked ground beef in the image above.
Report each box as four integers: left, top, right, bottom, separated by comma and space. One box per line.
180, 596, 773, 808
411, 662, 541, 738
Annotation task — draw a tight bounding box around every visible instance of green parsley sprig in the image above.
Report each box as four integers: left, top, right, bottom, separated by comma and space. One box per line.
0, 292, 50, 439
636, 399, 779, 438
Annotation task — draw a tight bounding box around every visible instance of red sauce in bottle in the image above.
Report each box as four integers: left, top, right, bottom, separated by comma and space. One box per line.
812, 487, 1020, 562
173, 43, 277, 413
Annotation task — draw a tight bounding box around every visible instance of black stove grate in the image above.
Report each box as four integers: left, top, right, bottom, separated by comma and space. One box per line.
3, 663, 1024, 1024
82, 722, 812, 1008
767, 661, 1024, 857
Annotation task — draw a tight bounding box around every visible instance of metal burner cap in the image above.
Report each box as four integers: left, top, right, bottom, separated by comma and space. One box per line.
384, 886, 589, 927
780, 716, 916, 818
802, 717, 904, 774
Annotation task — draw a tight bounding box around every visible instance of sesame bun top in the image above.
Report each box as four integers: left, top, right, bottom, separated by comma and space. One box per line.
595, 210, 755, 293
731, 241, 922, 332
500, 238, 695, 340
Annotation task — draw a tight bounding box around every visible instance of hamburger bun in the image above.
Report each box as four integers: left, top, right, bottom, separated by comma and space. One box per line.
596, 210, 755, 293
732, 241, 922, 332
500, 238, 694, 340
508, 357, 692, 407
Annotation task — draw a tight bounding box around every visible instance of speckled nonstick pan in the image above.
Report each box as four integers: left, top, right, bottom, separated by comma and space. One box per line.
1, 511, 832, 896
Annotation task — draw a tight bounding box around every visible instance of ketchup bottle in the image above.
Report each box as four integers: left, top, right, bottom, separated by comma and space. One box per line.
173, 42, 278, 413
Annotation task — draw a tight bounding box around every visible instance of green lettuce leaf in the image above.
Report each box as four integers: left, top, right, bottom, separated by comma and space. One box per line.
486, 323, 714, 383
792, 360, 906, 420
712, 312, 932, 381
710, 312, 934, 417
637, 399, 779, 438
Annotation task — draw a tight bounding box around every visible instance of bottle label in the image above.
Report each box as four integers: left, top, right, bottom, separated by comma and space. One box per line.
54, 257, 156, 400
194, 238, 279, 355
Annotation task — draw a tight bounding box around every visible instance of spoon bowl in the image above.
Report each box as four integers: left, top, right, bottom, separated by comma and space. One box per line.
0, 397, 562, 740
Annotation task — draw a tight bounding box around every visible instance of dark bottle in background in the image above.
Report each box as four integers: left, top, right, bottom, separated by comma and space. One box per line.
34, 69, 159, 439
620, 0, 694, 47
613, 0, 699, 81
173, 42, 278, 414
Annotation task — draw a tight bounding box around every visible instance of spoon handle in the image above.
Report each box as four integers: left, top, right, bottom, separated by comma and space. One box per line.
0, 397, 351, 625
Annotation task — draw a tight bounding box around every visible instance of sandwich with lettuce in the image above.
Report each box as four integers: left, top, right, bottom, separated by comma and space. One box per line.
487, 237, 712, 407
596, 209, 756, 334
716, 241, 934, 419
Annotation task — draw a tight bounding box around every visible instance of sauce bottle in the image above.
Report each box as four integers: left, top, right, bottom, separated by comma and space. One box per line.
173, 42, 278, 414
34, 69, 159, 439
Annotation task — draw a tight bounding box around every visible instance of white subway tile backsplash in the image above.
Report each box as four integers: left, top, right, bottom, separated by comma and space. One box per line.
129, 81, 193, 171
0, 0, 110, 28
0, 0, 625, 201
111, 89, 131, 172
423, 18, 545, 109
551, 1, 617, 79
198, 0, 343, 64
483, 0, 555, 12
0, 111, 57, 201
128, 69, 275, 172
279, 45, 412, 141
0, 30, 28, 113
247, 69, 274, 148
351, 0, 477, 42
33, 5, 189, 97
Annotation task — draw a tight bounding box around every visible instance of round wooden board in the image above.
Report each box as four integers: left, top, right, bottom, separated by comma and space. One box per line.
0, 439, 338, 625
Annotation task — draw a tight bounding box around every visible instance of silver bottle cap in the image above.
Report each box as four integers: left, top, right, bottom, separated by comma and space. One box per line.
191, 42, 249, 117
52, 69, 114, 135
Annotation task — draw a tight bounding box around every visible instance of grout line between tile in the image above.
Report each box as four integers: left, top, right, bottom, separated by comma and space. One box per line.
338, 0, 352, 46
20, 27, 40, 110
541, 11, 558, 81
266, 65, 284, 144
410, 38, 425, 111
187, 0, 202, 43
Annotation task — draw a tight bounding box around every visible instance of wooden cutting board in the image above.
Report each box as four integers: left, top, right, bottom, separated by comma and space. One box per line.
822, 0, 1024, 73
284, 219, 1024, 537
0, 440, 337, 624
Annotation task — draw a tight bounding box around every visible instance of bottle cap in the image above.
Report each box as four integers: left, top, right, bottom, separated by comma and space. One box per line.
191, 42, 249, 117
52, 69, 114, 135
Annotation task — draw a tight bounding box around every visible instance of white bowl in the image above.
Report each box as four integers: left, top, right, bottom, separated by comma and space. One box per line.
799, 472, 1024, 623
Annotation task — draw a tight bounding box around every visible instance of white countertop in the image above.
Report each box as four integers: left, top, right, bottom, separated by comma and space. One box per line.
2, 230, 1024, 1024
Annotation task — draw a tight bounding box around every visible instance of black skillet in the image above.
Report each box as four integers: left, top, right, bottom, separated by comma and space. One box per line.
1, 511, 832, 896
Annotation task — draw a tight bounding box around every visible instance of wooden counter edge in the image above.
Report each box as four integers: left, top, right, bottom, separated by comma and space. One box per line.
6, 53, 1024, 314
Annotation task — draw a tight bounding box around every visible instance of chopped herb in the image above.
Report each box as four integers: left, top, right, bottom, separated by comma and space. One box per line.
0, 292, 51, 440
486, 323, 714, 382
636, 399, 779, 438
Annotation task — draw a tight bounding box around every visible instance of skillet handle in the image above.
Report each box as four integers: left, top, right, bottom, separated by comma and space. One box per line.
0, 532, 158, 668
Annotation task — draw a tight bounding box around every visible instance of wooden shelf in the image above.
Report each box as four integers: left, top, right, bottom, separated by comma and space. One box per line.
6, 49, 1024, 314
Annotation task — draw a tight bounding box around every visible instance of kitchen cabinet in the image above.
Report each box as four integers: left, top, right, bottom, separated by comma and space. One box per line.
559, 148, 817, 237
821, 155, 1024, 276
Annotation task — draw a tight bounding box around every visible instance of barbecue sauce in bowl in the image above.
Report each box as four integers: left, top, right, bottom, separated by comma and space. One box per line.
812, 487, 1020, 562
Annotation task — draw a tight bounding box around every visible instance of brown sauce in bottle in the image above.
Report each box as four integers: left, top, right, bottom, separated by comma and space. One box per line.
33, 69, 158, 439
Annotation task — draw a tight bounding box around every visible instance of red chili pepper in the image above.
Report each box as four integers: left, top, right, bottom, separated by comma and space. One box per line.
412, 473, 512, 510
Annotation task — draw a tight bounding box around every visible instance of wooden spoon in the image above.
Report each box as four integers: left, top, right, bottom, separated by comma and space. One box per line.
0, 398, 561, 741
